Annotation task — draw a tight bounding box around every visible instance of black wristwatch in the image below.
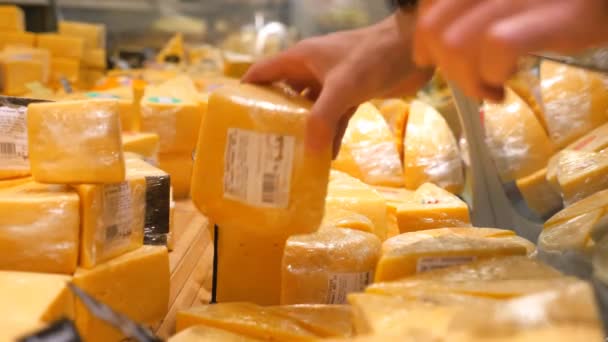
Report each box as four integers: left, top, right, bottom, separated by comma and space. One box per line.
389, 0, 418, 10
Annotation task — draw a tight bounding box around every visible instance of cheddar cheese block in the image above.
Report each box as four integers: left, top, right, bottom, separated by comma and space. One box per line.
0, 31, 34, 49
515, 168, 562, 218
158, 152, 193, 199
0, 5, 24, 31
122, 132, 160, 165
270, 305, 352, 338
58, 20, 105, 49
556, 150, 608, 205
0, 58, 45, 95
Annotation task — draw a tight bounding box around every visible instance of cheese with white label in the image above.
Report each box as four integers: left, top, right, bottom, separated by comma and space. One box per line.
191, 84, 331, 235
325, 170, 390, 240
375, 228, 532, 282
27, 99, 125, 184
73, 246, 169, 342
0, 271, 73, 341
0, 182, 79, 274
541, 60, 608, 148
395, 183, 471, 233
0, 101, 31, 178
158, 152, 193, 199
404, 100, 464, 194
333, 102, 404, 187
281, 227, 381, 305
483, 87, 556, 182
73, 175, 146, 268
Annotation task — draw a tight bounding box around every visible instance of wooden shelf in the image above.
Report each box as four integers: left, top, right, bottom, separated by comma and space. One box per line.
156, 200, 213, 339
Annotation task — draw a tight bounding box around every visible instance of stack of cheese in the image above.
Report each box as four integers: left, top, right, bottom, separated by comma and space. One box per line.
0, 99, 171, 341
141, 75, 205, 199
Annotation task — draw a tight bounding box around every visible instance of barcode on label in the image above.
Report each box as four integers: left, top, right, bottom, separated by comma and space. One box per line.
105, 224, 119, 242
0, 143, 16, 156
262, 173, 277, 204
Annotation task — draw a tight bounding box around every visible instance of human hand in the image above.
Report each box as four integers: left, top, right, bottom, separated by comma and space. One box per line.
243, 13, 432, 158
413, 0, 608, 100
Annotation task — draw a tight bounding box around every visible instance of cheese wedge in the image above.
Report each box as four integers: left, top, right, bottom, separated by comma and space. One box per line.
395, 183, 471, 233
156, 33, 184, 64
158, 152, 193, 199
0, 5, 24, 31
122, 132, 160, 165
176, 303, 318, 341
141, 76, 204, 153
516, 168, 562, 218
545, 189, 608, 227
404, 100, 464, 194
325, 170, 389, 240
270, 305, 352, 338
191, 84, 331, 235
169, 326, 260, 342
58, 20, 105, 49
539, 208, 606, 254
333, 102, 404, 187
541, 60, 608, 148
281, 228, 381, 305
483, 87, 555, 182
27, 99, 125, 184
556, 150, 608, 205
0, 271, 73, 341
73, 246, 169, 342
375, 228, 531, 282
0, 182, 79, 274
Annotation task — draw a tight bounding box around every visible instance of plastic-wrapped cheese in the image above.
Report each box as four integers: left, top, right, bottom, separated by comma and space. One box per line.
374, 99, 409, 158
325, 170, 390, 240
270, 305, 352, 338
333, 102, 404, 187
541, 60, 608, 148
191, 84, 331, 235
545, 189, 608, 227
159, 152, 193, 199
281, 227, 381, 305
404, 100, 464, 194
375, 228, 532, 282
395, 183, 471, 233
140, 76, 204, 153
169, 326, 260, 342
0, 97, 38, 180
122, 132, 160, 165
483, 87, 556, 182
64, 87, 138, 132
27, 99, 125, 184
0, 182, 79, 274
516, 168, 563, 218
556, 150, 608, 206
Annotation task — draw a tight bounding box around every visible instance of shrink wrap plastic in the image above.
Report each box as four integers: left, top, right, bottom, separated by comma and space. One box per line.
333, 102, 404, 187
404, 100, 464, 194
63, 87, 138, 132
554, 149, 608, 206
191, 84, 331, 236
280, 227, 381, 305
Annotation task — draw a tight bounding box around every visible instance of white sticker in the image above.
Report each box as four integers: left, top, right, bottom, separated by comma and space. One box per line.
101, 183, 133, 255
416, 256, 477, 273
223, 128, 295, 208
0, 106, 29, 170
326, 272, 372, 304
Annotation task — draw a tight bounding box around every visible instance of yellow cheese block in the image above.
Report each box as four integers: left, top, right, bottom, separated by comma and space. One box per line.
482, 87, 556, 182
375, 228, 531, 282
0, 5, 24, 31
404, 100, 464, 193
0, 271, 73, 340
169, 326, 260, 342
223, 52, 254, 78
78, 68, 104, 90
27, 99, 126, 184
0, 176, 31, 189
321, 208, 375, 234
545, 189, 608, 227
0, 100, 30, 179
50, 56, 80, 84
122, 132, 160, 165
325, 171, 390, 240
58, 20, 105, 49
556, 150, 608, 206
453, 325, 605, 342
68, 87, 137, 131
36, 33, 84, 59
0, 58, 44, 95
281, 227, 381, 305
156, 33, 184, 64
176, 303, 319, 341
0, 182, 79, 274
2, 45, 50, 83
140, 75, 203, 151
191, 84, 331, 235
515, 168, 562, 218
539, 208, 606, 254
73, 246, 169, 342
73, 176, 146, 268
333, 102, 404, 187
82, 48, 106, 69
374, 99, 409, 158
395, 183, 471, 233
270, 305, 352, 338
0, 30, 34, 48
541, 60, 608, 148
373, 186, 415, 211
158, 152, 193, 199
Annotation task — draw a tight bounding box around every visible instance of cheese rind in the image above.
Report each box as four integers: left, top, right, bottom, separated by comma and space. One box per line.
483, 88, 555, 182
191, 84, 331, 235
73, 176, 146, 268
281, 228, 381, 305
27, 100, 125, 184
0, 182, 79, 274
333, 102, 404, 187
404, 100, 464, 194
73, 246, 169, 342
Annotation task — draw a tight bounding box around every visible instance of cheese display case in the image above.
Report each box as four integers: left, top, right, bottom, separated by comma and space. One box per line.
1, 1, 608, 341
